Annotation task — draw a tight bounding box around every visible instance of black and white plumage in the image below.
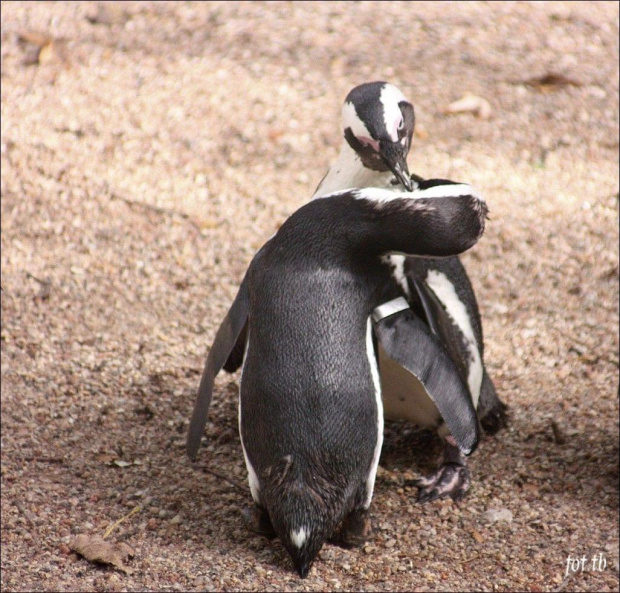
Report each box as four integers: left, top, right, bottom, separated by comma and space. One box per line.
313, 82, 415, 197
187, 184, 488, 577
312, 81, 507, 501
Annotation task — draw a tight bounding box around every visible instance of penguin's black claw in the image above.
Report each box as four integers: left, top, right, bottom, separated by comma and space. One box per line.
241, 505, 277, 539
409, 462, 471, 503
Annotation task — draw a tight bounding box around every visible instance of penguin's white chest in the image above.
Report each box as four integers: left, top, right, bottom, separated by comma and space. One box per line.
377, 345, 441, 426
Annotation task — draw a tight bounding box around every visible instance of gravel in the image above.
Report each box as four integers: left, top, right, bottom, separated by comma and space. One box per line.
1, 2, 619, 591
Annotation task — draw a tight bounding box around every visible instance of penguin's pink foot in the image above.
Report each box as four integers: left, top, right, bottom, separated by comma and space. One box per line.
408, 437, 471, 503
241, 504, 276, 539
412, 462, 471, 503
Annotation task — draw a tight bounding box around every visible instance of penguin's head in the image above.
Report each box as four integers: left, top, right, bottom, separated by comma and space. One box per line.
342, 81, 415, 191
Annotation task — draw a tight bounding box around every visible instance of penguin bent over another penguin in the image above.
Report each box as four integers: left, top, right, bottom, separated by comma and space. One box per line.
187, 182, 489, 577
312, 81, 507, 501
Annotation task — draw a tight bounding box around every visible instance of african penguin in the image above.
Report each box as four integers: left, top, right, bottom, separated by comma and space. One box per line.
313, 82, 415, 198
311, 81, 507, 501
187, 183, 489, 577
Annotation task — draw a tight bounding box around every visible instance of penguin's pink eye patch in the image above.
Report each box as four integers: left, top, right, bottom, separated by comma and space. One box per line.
389, 116, 403, 141
358, 136, 380, 152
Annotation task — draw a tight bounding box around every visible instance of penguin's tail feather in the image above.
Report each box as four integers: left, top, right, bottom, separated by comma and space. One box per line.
262, 455, 354, 578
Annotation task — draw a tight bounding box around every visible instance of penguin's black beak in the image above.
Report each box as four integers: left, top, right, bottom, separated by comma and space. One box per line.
380, 141, 414, 191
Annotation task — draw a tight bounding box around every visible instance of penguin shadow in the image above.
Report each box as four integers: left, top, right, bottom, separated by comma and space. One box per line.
508, 413, 619, 510
174, 382, 301, 571
379, 420, 444, 476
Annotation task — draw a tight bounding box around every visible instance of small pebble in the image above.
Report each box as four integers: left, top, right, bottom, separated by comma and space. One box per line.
479, 508, 513, 524
58, 543, 71, 555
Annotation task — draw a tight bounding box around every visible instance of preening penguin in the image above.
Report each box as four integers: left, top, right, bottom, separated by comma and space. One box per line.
312, 81, 507, 501
313, 81, 416, 198
187, 184, 488, 577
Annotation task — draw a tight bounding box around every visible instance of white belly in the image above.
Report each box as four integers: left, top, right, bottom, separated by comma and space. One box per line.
378, 344, 441, 426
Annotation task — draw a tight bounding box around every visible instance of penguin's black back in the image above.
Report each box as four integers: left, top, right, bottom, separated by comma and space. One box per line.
242, 204, 386, 491
236, 188, 487, 573
241, 189, 487, 482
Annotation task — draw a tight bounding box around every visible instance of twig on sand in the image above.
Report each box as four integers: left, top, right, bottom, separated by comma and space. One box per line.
103, 505, 142, 540
111, 192, 201, 233
202, 467, 250, 494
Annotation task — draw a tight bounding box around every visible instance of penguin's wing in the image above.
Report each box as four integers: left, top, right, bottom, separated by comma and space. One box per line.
186, 274, 250, 460
373, 298, 480, 455
222, 321, 247, 372
410, 275, 469, 381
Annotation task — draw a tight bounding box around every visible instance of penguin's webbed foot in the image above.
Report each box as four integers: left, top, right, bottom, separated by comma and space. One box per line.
411, 462, 471, 503
408, 437, 471, 503
241, 504, 277, 539
330, 509, 372, 549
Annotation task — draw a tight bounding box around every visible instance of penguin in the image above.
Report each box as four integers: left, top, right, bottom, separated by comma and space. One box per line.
187, 182, 489, 577
212, 82, 506, 502
312, 81, 415, 197
311, 81, 507, 501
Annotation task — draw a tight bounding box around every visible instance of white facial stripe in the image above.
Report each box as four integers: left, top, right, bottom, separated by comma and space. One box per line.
380, 84, 407, 142
425, 271, 483, 407
352, 183, 482, 204
364, 316, 384, 508
291, 527, 308, 548
342, 101, 374, 142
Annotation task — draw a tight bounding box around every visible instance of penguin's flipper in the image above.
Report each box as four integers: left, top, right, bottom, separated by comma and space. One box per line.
186, 274, 250, 460
373, 299, 480, 455
411, 276, 465, 371
223, 321, 247, 372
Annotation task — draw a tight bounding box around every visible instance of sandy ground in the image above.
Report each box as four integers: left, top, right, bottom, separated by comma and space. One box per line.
1, 1, 618, 591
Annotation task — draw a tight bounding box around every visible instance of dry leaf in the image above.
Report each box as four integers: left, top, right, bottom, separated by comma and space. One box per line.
37, 42, 56, 65
17, 30, 52, 48
471, 529, 485, 543
524, 73, 582, 89
86, 5, 128, 26
69, 534, 134, 573
17, 31, 69, 66
443, 94, 492, 120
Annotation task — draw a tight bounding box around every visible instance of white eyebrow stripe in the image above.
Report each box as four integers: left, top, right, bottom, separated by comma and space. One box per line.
380, 84, 407, 142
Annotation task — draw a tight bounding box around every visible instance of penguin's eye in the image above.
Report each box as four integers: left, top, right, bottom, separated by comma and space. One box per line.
397, 117, 404, 131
